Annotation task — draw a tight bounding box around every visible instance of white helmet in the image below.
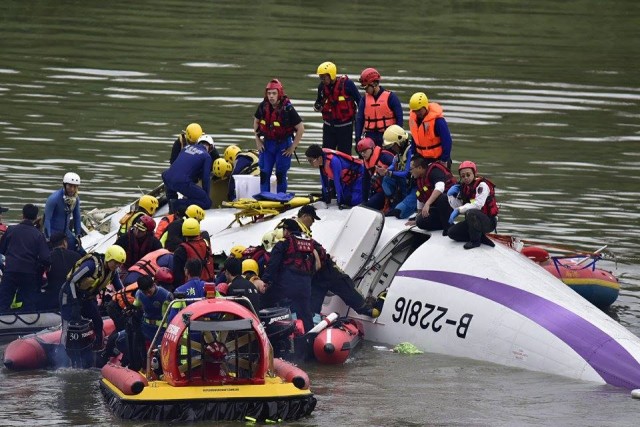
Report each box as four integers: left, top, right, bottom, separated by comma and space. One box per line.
63, 172, 81, 185
197, 134, 215, 147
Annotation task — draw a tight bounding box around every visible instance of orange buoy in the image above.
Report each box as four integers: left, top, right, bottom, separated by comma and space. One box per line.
102, 362, 148, 395
273, 357, 310, 390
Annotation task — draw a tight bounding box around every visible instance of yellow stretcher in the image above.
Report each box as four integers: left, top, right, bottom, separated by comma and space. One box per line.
222, 196, 319, 227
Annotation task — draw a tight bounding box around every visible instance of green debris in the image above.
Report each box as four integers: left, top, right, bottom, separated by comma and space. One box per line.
392, 342, 423, 354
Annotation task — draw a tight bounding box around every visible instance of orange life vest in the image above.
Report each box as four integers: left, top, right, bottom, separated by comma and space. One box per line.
461, 177, 499, 217
363, 91, 396, 132
363, 146, 394, 193
154, 214, 177, 239
415, 162, 457, 203
410, 103, 444, 159
321, 76, 356, 123
114, 283, 138, 309
127, 248, 170, 277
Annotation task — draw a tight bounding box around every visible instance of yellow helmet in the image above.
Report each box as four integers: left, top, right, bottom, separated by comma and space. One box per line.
104, 245, 126, 264
317, 61, 337, 80
224, 145, 241, 164
242, 259, 259, 276
182, 217, 200, 237
213, 158, 232, 178
383, 124, 409, 146
138, 195, 159, 215
185, 204, 205, 221
409, 92, 429, 111
230, 245, 246, 259
185, 123, 203, 143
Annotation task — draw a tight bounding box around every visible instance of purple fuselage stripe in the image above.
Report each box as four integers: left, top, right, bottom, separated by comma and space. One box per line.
398, 270, 640, 389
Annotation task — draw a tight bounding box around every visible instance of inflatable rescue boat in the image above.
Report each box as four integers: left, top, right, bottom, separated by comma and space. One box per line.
100, 297, 316, 422
0, 310, 61, 341
519, 246, 619, 309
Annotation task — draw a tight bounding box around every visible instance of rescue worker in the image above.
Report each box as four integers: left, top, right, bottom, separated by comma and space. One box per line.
162, 132, 214, 211
122, 248, 173, 286
311, 240, 373, 317
132, 274, 173, 342
357, 137, 394, 210
168, 259, 207, 323
225, 145, 260, 201
224, 257, 262, 312
115, 215, 162, 271
171, 218, 215, 289
39, 231, 81, 311
305, 144, 365, 208
407, 156, 457, 231
355, 67, 403, 146
197, 134, 222, 162
0, 204, 51, 312
253, 78, 305, 193
447, 161, 499, 249
162, 204, 206, 252
44, 172, 83, 252
313, 61, 361, 154
261, 219, 320, 333
154, 205, 186, 241
59, 245, 125, 350
169, 122, 203, 164
378, 125, 415, 219
408, 92, 453, 168
117, 195, 159, 238
295, 204, 320, 237
241, 259, 267, 295
239, 231, 276, 278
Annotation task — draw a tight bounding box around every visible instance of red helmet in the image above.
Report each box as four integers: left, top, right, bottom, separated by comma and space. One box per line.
139, 215, 156, 233
216, 282, 229, 296
458, 160, 477, 175
356, 137, 376, 153
359, 67, 381, 86
154, 267, 174, 285
265, 78, 285, 99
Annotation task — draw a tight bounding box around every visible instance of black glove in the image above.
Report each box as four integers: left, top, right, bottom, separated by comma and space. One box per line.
322, 193, 331, 204
314, 101, 322, 111
70, 303, 81, 321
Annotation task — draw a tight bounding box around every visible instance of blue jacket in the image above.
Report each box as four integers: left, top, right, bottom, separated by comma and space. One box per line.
167, 277, 206, 323
134, 286, 172, 322
389, 144, 414, 180
0, 220, 51, 274
320, 152, 364, 206
44, 188, 81, 239
163, 144, 213, 195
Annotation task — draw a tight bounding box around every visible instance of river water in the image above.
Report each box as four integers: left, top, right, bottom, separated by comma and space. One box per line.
1, 0, 640, 425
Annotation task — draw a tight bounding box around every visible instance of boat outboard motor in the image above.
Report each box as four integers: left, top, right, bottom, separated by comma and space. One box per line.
259, 307, 295, 358
63, 319, 95, 368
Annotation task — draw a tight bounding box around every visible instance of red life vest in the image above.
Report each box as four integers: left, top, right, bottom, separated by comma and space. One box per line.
461, 177, 499, 217
320, 76, 356, 123
410, 103, 444, 159
321, 148, 363, 185
154, 214, 176, 239
123, 232, 155, 270
179, 237, 215, 281
128, 248, 170, 277
257, 97, 296, 140
242, 246, 270, 265
364, 90, 396, 132
415, 162, 457, 203
283, 234, 315, 275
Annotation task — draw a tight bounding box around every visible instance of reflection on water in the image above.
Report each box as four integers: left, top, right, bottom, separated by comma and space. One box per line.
0, 0, 639, 424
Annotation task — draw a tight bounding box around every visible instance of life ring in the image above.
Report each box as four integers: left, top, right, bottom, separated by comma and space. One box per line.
521, 246, 550, 264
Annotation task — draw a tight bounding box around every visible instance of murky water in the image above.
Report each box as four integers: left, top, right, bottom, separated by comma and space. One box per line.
1, 0, 640, 424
